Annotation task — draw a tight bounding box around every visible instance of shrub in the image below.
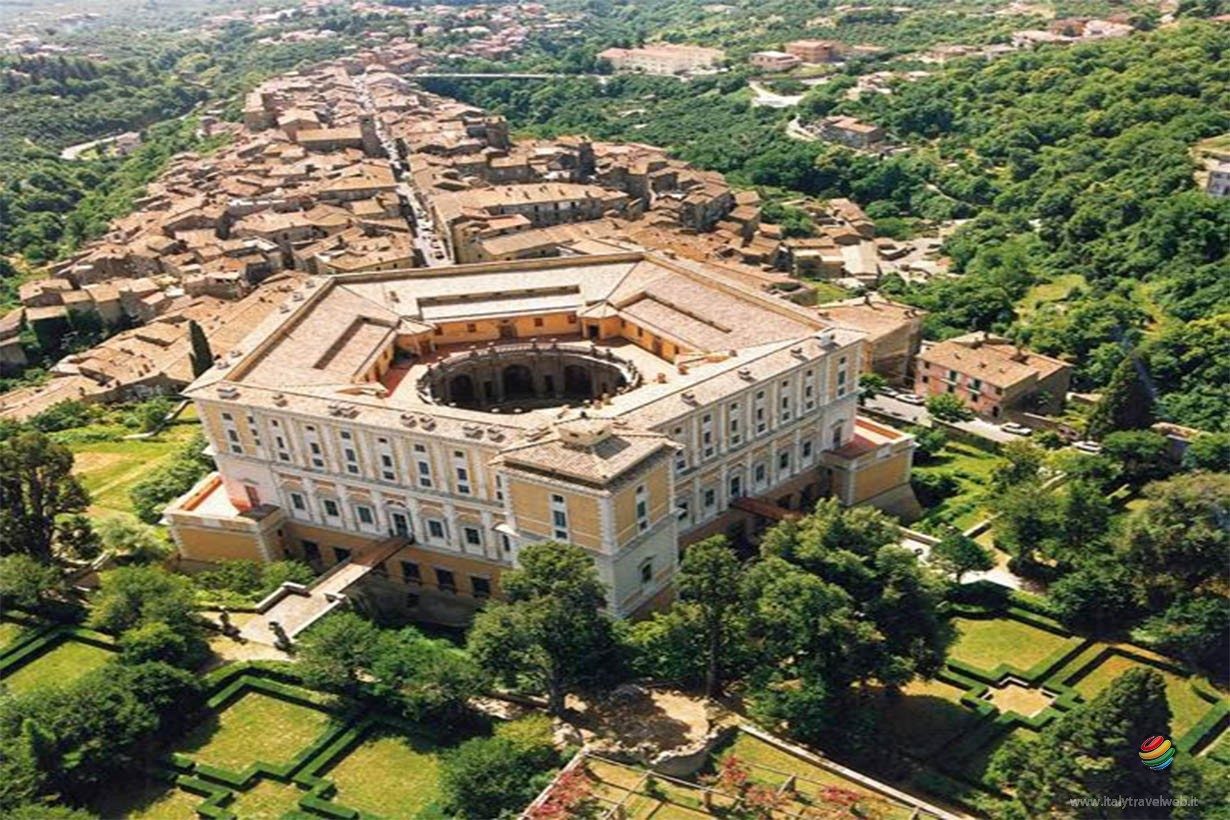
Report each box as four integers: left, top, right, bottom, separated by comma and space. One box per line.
441, 722, 562, 818
911, 470, 960, 507
119, 621, 209, 669
129, 432, 213, 523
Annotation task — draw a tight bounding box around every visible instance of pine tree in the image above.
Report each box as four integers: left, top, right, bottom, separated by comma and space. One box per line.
1087, 353, 1155, 439
1012, 667, 1173, 817
188, 320, 212, 378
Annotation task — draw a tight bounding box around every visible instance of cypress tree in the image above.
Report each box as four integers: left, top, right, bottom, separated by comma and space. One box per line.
1087, 353, 1155, 439
187, 320, 212, 378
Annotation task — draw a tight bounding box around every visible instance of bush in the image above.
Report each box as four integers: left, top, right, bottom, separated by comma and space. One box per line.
129, 432, 213, 523
911, 470, 960, 507
119, 621, 209, 669
441, 721, 562, 818
194, 559, 315, 605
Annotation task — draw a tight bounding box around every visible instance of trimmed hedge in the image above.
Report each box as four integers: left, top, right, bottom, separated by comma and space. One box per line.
0, 623, 117, 678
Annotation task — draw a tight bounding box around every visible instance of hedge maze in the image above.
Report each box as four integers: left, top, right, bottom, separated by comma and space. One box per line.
140, 664, 453, 820
896, 606, 1230, 805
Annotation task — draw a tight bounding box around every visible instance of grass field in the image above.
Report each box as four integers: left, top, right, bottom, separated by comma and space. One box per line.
911, 440, 1003, 530
325, 729, 448, 818
177, 690, 336, 773
1017, 273, 1087, 319
949, 617, 1073, 672
876, 678, 980, 753
1, 639, 114, 693
69, 409, 201, 519
0, 616, 38, 651
719, 733, 916, 819
1070, 655, 1216, 736
225, 778, 306, 819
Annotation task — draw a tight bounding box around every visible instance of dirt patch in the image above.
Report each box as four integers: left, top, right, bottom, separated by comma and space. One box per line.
983, 680, 1054, 717
569, 686, 712, 754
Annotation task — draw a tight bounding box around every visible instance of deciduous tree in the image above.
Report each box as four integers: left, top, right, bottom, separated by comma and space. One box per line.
468, 541, 617, 715
0, 431, 88, 563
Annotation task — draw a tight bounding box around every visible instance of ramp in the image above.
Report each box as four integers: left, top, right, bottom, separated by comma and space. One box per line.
239, 537, 405, 646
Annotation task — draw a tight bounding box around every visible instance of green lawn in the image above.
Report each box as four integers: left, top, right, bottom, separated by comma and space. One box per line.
69, 411, 201, 519
177, 690, 335, 773
912, 441, 1003, 530
949, 617, 1074, 673
325, 729, 448, 818
804, 278, 851, 303
1017, 273, 1086, 319
719, 733, 916, 819
1071, 655, 1218, 737
225, 778, 306, 819
2, 639, 114, 693
0, 616, 40, 652
876, 678, 980, 754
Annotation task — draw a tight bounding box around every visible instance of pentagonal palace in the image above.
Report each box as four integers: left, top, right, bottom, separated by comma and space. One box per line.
166, 250, 915, 625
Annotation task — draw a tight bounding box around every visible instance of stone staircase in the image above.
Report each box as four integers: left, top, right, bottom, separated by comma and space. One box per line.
239, 536, 406, 646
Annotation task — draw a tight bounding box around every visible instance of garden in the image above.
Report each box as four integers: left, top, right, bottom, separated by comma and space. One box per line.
873, 606, 1230, 804
97, 664, 469, 820
0, 617, 118, 695
569, 729, 932, 820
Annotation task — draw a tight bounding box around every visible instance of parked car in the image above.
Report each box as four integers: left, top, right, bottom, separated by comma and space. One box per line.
1072, 440, 1103, 454
879, 386, 901, 399
898, 393, 926, 406
1000, 422, 1033, 436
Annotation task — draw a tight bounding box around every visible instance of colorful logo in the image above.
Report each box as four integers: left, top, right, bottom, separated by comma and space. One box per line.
1138, 736, 1175, 771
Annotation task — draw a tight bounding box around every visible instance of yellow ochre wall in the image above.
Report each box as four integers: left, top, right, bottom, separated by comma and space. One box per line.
612, 462, 671, 545
507, 478, 604, 549
433, 312, 579, 346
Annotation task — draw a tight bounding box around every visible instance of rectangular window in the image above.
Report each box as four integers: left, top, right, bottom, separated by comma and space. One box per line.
639, 558, 653, 585
463, 526, 482, 548
246, 415, 262, 448
356, 505, 375, 526
779, 450, 791, 472
435, 568, 456, 593
703, 488, 716, 509
401, 561, 421, 584
728, 403, 742, 446
322, 498, 340, 519
754, 390, 767, 434
803, 370, 816, 410
635, 485, 649, 532
729, 474, 742, 498
427, 519, 446, 540
672, 426, 687, 473
550, 494, 569, 540
701, 414, 715, 459
755, 463, 767, 486
333, 547, 351, 564
290, 492, 306, 512
302, 541, 320, 563
471, 576, 492, 598
802, 439, 814, 463
415, 444, 433, 489
380, 452, 395, 481
779, 380, 792, 422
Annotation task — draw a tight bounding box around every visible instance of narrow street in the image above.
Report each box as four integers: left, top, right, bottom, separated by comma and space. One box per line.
353, 74, 453, 266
